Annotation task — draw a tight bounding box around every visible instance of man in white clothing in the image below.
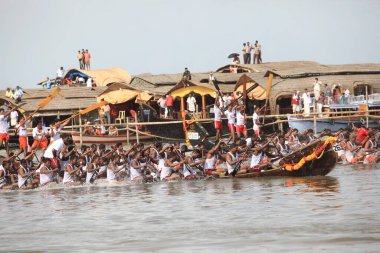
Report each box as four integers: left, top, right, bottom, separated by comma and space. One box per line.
302, 89, 311, 117
313, 78, 321, 101
186, 94, 197, 114
43, 133, 71, 170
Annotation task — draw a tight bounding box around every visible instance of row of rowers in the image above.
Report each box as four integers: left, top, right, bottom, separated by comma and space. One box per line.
1, 124, 379, 189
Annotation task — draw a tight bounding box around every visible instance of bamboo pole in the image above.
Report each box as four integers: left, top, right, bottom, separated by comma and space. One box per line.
134, 113, 139, 144
202, 95, 206, 119
126, 117, 129, 144
79, 114, 83, 147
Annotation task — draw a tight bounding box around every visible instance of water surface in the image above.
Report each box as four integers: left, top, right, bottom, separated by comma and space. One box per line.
1, 164, 379, 252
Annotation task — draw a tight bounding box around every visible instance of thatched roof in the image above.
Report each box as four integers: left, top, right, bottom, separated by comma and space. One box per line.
0, 87, 107, 116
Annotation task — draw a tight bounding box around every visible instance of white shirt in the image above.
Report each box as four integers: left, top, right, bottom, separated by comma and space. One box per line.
44, 138, 65, 158
86, 78, 92, 87
33, 126, 48, 140
0, 116, 9, 134
236, 111, 245, 126
187, 97, 196, 112
17, 122, 29, 136
302, 92, 311, 104
57, 68, 65, 78
10, 111, 18, 119
253, 112, 260, 131
225, 109, 235, 124
214, 105, 222, 121
50, 126, 63, 142
313, 82, 321, 92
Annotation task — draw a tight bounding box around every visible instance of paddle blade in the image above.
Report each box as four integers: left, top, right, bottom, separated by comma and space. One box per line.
265, 73, 273, 100
79, 100, 107, 115
38, 87, 61, 108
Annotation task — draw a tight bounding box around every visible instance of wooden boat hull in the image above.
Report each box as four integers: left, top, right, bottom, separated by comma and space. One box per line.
222, 138, 338, 178
71, 132, 153, 145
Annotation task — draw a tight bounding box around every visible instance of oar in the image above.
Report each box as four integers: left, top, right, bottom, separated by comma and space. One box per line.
30, 87, 61, 116
58, 100, 108, 125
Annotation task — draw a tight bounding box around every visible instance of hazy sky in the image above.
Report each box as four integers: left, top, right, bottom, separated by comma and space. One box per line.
1, 0, 379, 88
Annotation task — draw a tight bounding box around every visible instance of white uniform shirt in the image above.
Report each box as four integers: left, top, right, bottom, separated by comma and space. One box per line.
44, 138, 65, 158
33, 126, 48, 140
50, 126, 63, 142
0, 116, 9, 134
17, 122, 29, 136
236, 111, 245, 126
253, 112, 260, 131
225, 109, 235, 124
214, 105, 222, 121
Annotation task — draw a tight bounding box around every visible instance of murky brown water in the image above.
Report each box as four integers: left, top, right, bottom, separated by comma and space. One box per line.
1, 164, 379, 252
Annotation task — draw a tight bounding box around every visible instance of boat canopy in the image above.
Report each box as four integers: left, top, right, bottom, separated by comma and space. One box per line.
234, 74, 267, 100
167, 79, 217, 98
97, 82, 152, 104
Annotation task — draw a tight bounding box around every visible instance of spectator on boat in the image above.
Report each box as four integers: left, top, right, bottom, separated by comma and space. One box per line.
230, 64, 238, 73
352, 123, 369, 146
186, 93, 197, 115
302, 89, 311, 117
86, 77, 93, 89
56, 67, 65, 86
100, 100, 111, 124
5, 88, 13, 99
317, 92, 325, 117
183, 68, 191, 80
291, 90, 301, 114
10, 109, 18, 127
77, 50, 84, 70
324, 84, 332, 104
14, 86, 24, 103
313, 78, 321, 101
333, 85, 342, 104
166, 94, 174, 118
84, 49, 91, 70
84, 122, 95, 135
45, 77, 51, 89
157, 95, 167, 118
108, 125, 118, 136
253, 41, 262, 64
242, 42, 251, 64
343, 88, 350, 104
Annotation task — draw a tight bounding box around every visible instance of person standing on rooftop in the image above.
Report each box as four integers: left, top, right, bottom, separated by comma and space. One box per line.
84, 49, 91, 70
242, 43, 248, 64
253, 41, 261, 64
77, 50, 84, 70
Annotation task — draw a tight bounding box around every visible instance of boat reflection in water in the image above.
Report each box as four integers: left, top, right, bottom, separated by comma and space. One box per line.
283, 176, 340, 193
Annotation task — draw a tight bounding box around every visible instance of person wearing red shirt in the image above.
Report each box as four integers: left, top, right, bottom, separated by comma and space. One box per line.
353, 123, 369, 145
166, 95, 174, 118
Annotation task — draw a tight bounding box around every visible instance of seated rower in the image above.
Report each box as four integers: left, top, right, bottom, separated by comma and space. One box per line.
86, 155, 101, 184
130, 152, 150, 182
345, 135, 360, 164
0, 160, 15, 190
16, 159, 38, 189
182, 149, 204, 179
161, 152, 182, 181
107, 155, 125, 182
362, 132, 379, 164
250, 147, 270, 172
276, 136, 290, 157
63, 156, 82, 186
225, 144, 249, 176
40, 158, 60, 186
204, 140, 223, 176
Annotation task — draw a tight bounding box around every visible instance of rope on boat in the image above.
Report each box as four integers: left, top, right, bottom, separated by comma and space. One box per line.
282, 137, 338, 171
